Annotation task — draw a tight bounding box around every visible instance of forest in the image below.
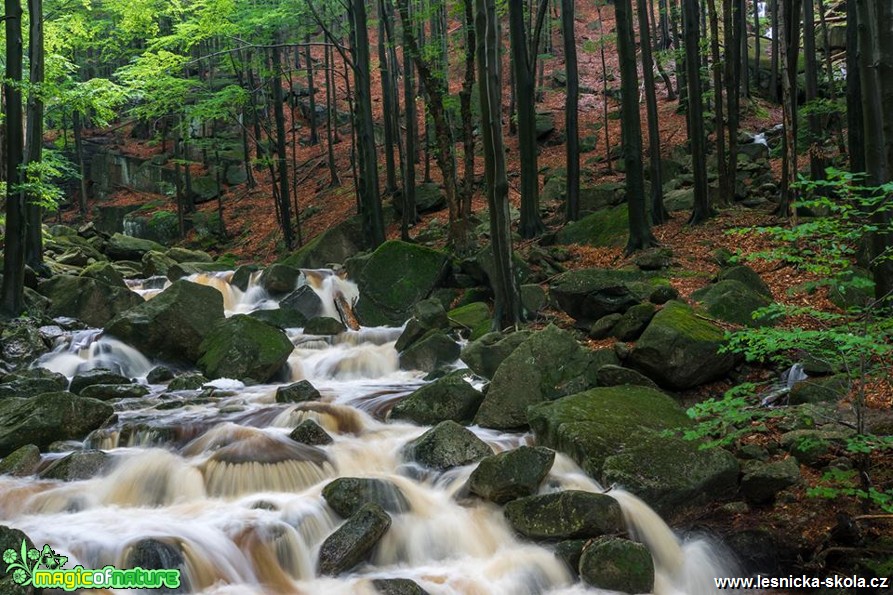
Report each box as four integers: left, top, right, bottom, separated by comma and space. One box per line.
0, 0, 892, 592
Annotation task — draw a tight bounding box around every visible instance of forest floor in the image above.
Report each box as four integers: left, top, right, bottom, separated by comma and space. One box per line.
63, 0, 893, 586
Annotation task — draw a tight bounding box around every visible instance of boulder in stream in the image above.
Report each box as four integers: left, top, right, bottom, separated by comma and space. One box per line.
197, 315, 294, 383
0, 392, 113, 457
38, 449, 112, 481
402, 420, 492, 470
503, 491, 624, 540
390, 371, 483, 425
0, 526, 39, 595
579, 536, 655, 594
0, 444, 41, 477
398, 332, 460, 373
38, 275, 144, 328
322, 477, 410, 517
372, 578, 430, 595
106, 279, 225, 365
468, 446, 555, 504
69, 368, 132, 394
317, 502, 392, 576
459, 331, 531, 380
276, 380, 322, 403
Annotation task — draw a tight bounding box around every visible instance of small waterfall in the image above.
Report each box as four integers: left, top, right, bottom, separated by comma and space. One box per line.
34, 333, 153, 378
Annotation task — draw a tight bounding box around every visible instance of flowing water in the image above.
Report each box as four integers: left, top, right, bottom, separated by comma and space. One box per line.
2, 271, 738, 594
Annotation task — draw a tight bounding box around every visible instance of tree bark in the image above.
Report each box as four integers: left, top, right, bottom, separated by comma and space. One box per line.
562, 0, 580, 222
508, 0, 547, 238
617, 0, 658, 251
684, 0, 713, 224
803, 0, 825, 182
24, 0, 44, 269
708, 0, 728, 203
460, 0, 477, 220
306, 36, 320, 146
476, 0, 522, 327
271, 43, 294, 250
1, 0, 25, 317
401, 11, 418, 240
377, 9, 397, 194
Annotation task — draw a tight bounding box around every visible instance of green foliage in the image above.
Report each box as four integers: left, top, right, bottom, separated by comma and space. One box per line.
677, 383, 784, 449
807, 467, 893, 513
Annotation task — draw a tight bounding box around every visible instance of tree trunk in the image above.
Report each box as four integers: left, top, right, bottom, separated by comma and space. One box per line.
724, 0, 742, 203
770, 0, 780, 101
401, 15, 418, 239
271, 43, 295, 250
306, 36, 320, 146
562, 0, 580, 222
638, 0, 668, 223
598, 5, 613, 171
617, 0, 659, 251
803, 0, 825, 182
24, 0, 44, 269
708, 0, 728, 204
460, 0, 477, 220
397, 0, 467, 248
778, 0, 801, 215
377, 10, 397, 194
476, 0, 522, 328
1, 0, 25, 316
349, 0, 386, 249
324, 43, 341, 186
508, 0, 547, 238
684, 0, 713, 224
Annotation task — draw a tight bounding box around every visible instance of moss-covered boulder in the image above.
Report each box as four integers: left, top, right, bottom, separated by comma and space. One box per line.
167, 261, 233, 282
141, 250, 178, 277
390, 371, 483, 425
0, 392, 113, 456
197, 315, 294, 382
611, 302, 656, 341
322, 477, 410, 517
718, 265, 772, 298
289, 419, 333, 446
395, 299, 450, 352
460, 331, 531, 380
473, 325, 600, 430
448, 302, 491, 340
79, 384, 150, 401
69, 368, 132, 394
105, 233, 165, 261
398, 332, 461, 372
579, 537, 655, 594
0, 444, 41, 477
468, 446, 555, 504
281, 217, 364, 269
259, 264, 303, 295
402, 420, 493, 470
355, 241, 450, 326
276, 380, 322, 403
304, 317, 346, 335
503, 491, 624, 540
165, 247, 214, 264
393, 183, 446, 214
741, 457, 801, 504
627, 301, 737, 390
691, 280, 774, 327
80, 261, 126, 287
38, 275, 144, 328
579, 183, 625, 214
38, 449, 111, 481
528, 386, 739, 514
317, 503, 392, 576
550, 269, 652, 322
167, 373, 208, 391
0, 526, 38, 595
554, 205, 629, 247
106, 280, 225, 364
372, 578, 430, 595
595, 365, 660, 390
247, 308, 309, 330
0, 320, 49, 371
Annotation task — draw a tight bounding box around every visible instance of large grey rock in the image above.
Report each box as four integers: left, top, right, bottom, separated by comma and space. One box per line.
0, 392, 113, 457
197, 315, 294, 383
468, 446, 555, 504
276, 380, 322, 403
259, 264, 302, 295
354, 241, 450, 326
106, 280, 225, 365
69, 368, 132, 395
322, 477, 410, 517
390, 371, 483, 425
503, 491, 624, 540
317, 503, 391, 576
460, 331, 531, 380
372, 578, 430, 595
473, 325, 599, 430
38, 449, 111, 481
0, 526, 38, 595
105, 233, 165, 261
691, 280, 774, 327
402, 421, 493, 470
0, 320, 49, 370
398, 332, 460, 373
550, 269, 652, 322
741, 458, 801, 504
0, 444, 41, 477
528, 386, 739, 514
281, 285, 324, 321
579, 537, 655, 594
281, 217, 364, 269
627, 301, 737, 390
38, 275, 143, 328
718, 265, 772, 298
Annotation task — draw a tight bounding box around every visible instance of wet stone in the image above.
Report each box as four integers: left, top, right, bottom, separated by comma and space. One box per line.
289, 419, 334, 446
38, 449, 111, 481
69, 368, 132, 395
372, 577, 430, 595
276, 380, 322, 403
0, 444, 41, 477
322, 477, 410, 517
317, 503, 392, 576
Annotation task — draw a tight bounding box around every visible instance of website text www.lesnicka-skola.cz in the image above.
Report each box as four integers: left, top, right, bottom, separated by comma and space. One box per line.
715, 575, 890, 590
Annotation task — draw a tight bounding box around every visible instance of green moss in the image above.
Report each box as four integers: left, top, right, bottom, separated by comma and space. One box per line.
448, 302, 491, 340
554, 205, 629, 247
654, 300, 725, 342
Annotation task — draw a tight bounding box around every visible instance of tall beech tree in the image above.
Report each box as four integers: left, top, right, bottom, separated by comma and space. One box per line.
507, 0, 548, 238
637, 0, 667, 223
562, 0, 580, 222
476, 0, 522, 327
683, 0, 712, 224
24, 0, 46, 269
616, 0, 658, 251
1, 0, 25, 317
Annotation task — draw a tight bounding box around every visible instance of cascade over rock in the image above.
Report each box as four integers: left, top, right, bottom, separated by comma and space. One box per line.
528, 386, 739, 514
473, 325, 602, 429
105, 279, 225, 364
627, 300, 737, 389
503, 491, 624, 540
353, 241, 450, 326
197, 315, 293, 383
